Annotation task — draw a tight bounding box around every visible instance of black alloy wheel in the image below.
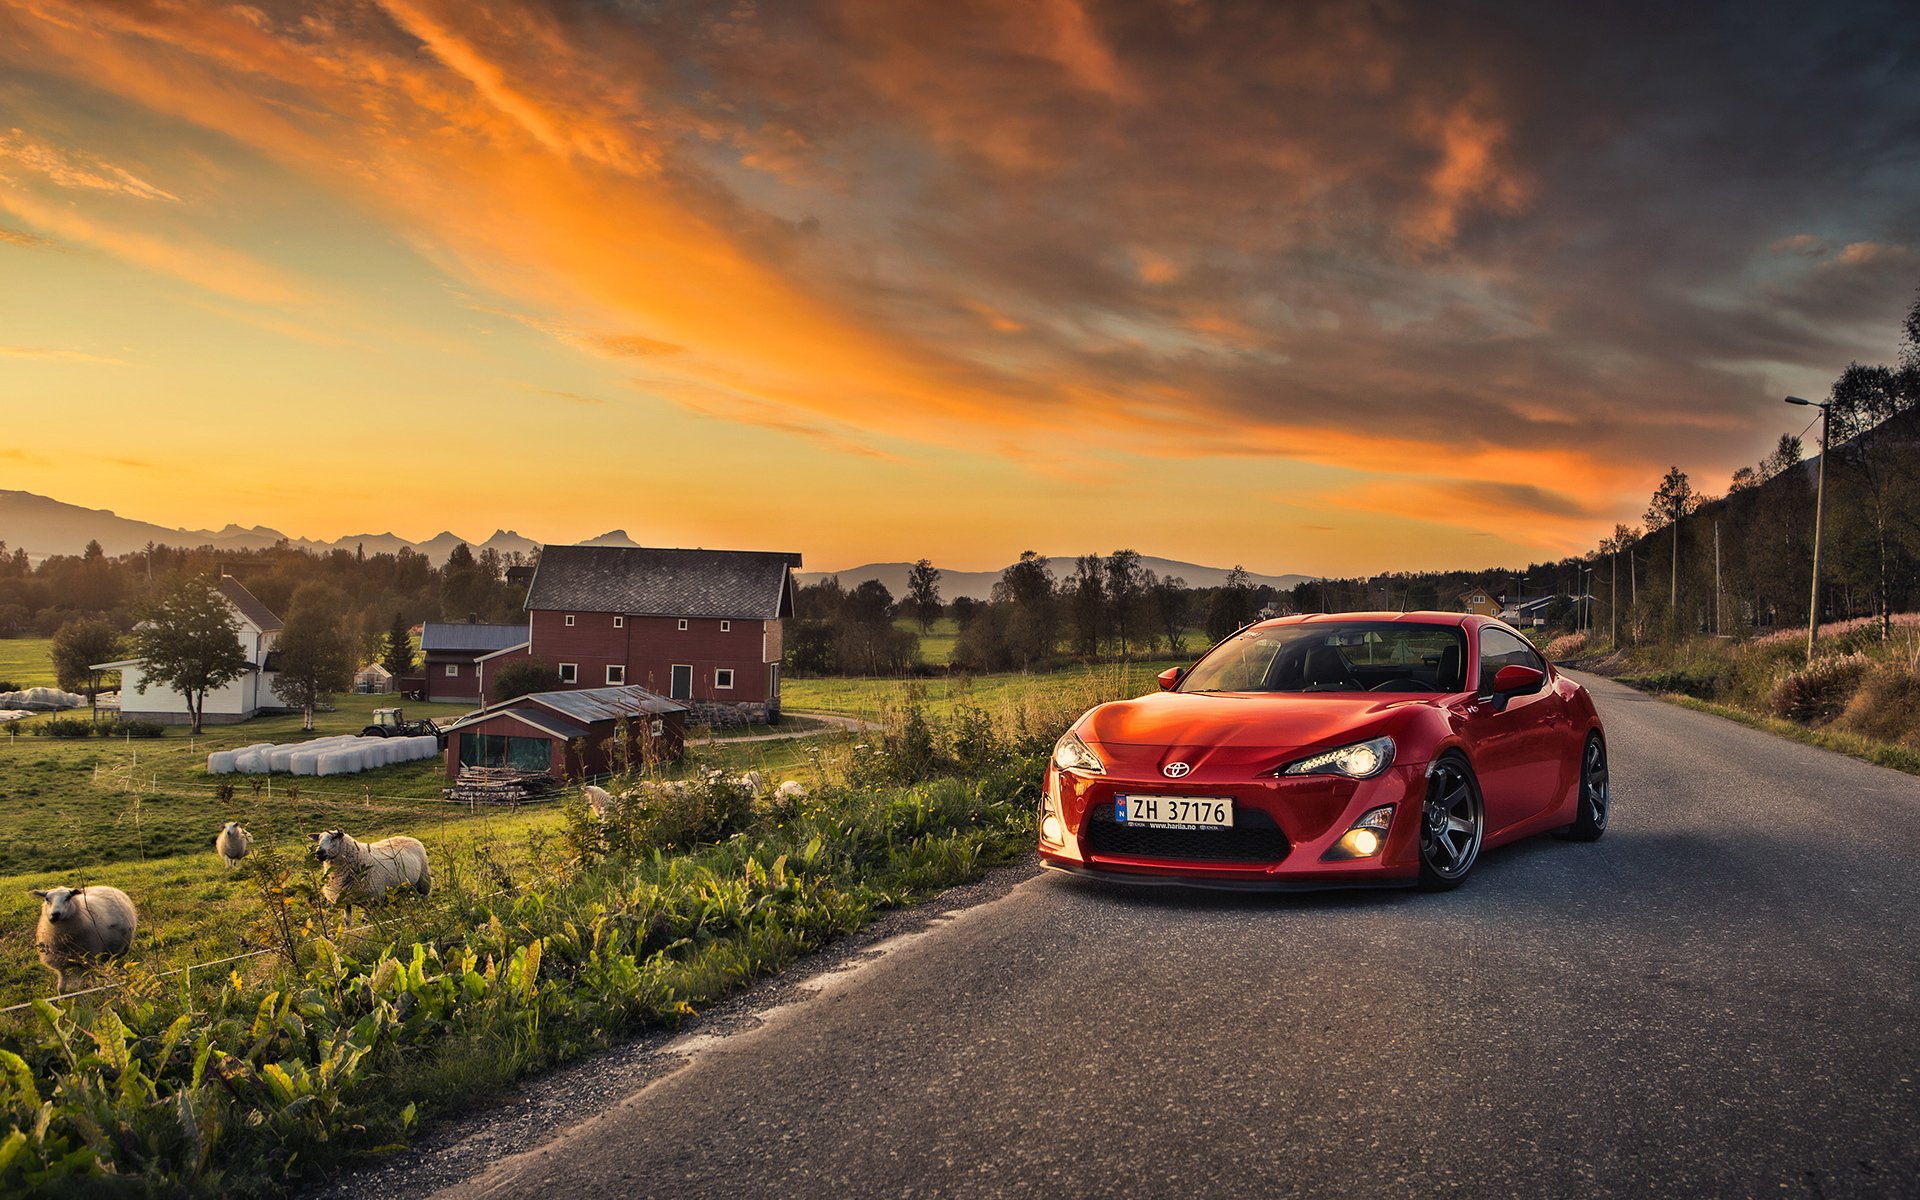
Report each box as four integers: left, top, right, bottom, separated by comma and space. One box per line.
1562, 734, 1609, 842
1418, 756, 1484, 891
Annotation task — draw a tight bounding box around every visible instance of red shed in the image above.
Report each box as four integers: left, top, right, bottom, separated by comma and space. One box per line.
441, 684, 687, 780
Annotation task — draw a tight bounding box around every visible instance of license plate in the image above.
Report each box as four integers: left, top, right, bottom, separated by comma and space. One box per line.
1115, 795, 1233, 829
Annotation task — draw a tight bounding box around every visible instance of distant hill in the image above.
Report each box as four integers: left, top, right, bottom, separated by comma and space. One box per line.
0, 490, 548, 566
800, 557, 1313, 601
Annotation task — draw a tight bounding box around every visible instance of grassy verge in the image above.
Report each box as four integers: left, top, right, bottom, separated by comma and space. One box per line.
1654, 693, 1920, 776
0, 689, 1067, 1196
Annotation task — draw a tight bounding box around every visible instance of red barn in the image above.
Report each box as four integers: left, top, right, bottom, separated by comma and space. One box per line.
441, 684, 687, 780
419, 621, 531, 704
522, 545, 801, 725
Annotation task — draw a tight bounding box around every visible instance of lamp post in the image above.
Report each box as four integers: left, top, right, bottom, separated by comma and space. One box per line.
1785, 395, 1830, 664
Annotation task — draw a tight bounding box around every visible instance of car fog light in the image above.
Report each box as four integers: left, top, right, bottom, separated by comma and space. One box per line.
1322, 805, 1395, 862
1041, 814, 1064, 845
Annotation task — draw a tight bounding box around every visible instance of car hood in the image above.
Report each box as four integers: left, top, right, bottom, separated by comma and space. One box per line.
1077, 691, 1430, 776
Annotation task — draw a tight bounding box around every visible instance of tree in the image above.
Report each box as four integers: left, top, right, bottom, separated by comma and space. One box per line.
131, 573, 250, 734
1204, 566, 1255, 640
1826, 361, 1918, 639
906, 560, 942, 632
991, 551, 1058, 669
1066, 555, 1106, 656
1149, 573, 1187, 655
491, 659, 560, 702
381, 611, 416, 678
1104, 550, 1148, 654
1644, 466, 1700, 620
51, 617, 122, 724
272, 584, 355, 731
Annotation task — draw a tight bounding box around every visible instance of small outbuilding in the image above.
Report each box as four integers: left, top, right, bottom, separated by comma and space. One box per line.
354, 663, 393, 694
441, 684, 688, 780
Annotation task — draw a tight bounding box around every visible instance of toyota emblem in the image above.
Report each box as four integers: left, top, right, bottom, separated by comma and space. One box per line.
1162, 762, 1191, 778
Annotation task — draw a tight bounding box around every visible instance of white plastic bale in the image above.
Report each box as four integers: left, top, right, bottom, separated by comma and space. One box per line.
290, 750, 321, 776
207, 750, 237, 774
267, 745, 301, 772
315, 750, 349, 776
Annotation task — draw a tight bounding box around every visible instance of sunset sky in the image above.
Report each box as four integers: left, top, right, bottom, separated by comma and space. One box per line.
2, 1, 1917, 576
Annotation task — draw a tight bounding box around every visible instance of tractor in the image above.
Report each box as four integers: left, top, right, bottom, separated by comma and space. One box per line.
361, 707, 444, 748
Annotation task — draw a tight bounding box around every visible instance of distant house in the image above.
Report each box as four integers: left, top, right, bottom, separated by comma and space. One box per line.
419, 622, 530, 705
97, 576, 284, 725
1457, 588, 1502, 618
517, 545, 801, 724
441, 684, 687, 779
1500, 595, 1557, 627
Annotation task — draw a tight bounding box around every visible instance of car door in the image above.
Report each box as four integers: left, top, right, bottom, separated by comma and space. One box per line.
1465, 625, 1566, 833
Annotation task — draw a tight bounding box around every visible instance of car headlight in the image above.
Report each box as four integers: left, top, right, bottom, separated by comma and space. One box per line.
1052, 729, 1105, 774
1280, 736, 1394, 780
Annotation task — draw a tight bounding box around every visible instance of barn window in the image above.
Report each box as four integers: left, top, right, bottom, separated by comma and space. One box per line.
445, 664, 458, 677
720, 620, 731, 632
460, 734, 550, 772
650, 719, 665, 736
558, 663, 578, 683
715, 668, 735, 690
565, 614, 575, 627
613, 615, 624, 628
606, 665, 626, 685
677, 619, 688, 631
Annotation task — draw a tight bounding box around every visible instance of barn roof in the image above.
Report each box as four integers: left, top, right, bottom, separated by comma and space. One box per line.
442, 683, 687, 735
421, 622, 532, 653
526, 545, 802, 619
218, 576, 283, 633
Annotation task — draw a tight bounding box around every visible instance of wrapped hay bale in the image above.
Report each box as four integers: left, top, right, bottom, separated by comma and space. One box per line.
207, 750, 238, 774
316, 749, 355, 776
290, 750, 322, 776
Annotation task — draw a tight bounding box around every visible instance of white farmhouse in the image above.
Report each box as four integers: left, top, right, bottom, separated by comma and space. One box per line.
95, 576, 285, 725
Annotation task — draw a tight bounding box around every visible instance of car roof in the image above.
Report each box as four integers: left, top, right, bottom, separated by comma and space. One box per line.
1255, 610, 1470, 629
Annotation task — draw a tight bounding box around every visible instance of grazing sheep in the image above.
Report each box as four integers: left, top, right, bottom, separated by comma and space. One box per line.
309, 829, 431, 909
777, 780, 809, 800
30, 885, 137, 994
583, 784, 615, 819
215, 821, 254, 868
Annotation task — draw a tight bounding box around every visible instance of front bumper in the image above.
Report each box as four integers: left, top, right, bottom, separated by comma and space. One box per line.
1036, 761, 1429, 889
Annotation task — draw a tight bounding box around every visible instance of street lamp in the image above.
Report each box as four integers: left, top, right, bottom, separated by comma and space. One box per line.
1785, 395, 1830, 664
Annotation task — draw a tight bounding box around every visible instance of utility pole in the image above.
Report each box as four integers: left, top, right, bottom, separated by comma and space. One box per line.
1786, 395, 1830, 664
1714, 521, 1722, 636
1610, 544, 1619, 647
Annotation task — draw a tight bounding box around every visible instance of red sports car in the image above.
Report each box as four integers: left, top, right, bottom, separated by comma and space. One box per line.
1038, 612, 1609, 890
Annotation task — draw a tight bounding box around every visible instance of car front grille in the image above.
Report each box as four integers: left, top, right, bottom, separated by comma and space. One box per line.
1082, 803, 1291, 865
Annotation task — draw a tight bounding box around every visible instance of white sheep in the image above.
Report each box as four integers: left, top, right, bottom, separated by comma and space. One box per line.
215, 821, 254, 868
30, 885, 138, 994
777, 780, 809, 800
309, 829, 431, 910
582, 784, 615, 819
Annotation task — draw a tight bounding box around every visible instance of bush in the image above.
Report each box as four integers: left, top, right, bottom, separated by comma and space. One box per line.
109, 719, 166, 738
1768, 653, 1871, 723
490, 659, 560, 702
1544, 632, 1588, 660
27, 716, 97, 738
1836, 653, 1920, 745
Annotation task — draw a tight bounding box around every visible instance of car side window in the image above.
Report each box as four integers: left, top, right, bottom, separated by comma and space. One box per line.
1477, 627, 1545, 693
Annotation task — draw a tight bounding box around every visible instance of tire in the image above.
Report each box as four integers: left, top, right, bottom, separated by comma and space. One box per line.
1563, 734, 1609, 842
1418, 755, 1485, 892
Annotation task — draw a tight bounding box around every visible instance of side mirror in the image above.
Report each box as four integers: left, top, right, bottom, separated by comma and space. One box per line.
1490, 664, 1545, 695
1157, 667, 1183, 692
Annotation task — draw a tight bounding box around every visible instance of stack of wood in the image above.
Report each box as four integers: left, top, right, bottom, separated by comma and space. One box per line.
443, 766, 560, 806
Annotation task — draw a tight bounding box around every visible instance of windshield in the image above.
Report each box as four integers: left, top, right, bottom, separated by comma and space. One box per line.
1177, 622, 1468, 694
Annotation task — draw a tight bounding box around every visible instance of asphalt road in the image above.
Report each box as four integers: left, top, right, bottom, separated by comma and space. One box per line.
426, 674, 1919, 1199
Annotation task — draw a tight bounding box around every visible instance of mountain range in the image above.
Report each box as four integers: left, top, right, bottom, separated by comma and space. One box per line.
0, 490, 1311, 592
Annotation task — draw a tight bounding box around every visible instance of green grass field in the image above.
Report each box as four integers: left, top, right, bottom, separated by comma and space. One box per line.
0, 637, 57, 689
784, 657, 1185, 721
